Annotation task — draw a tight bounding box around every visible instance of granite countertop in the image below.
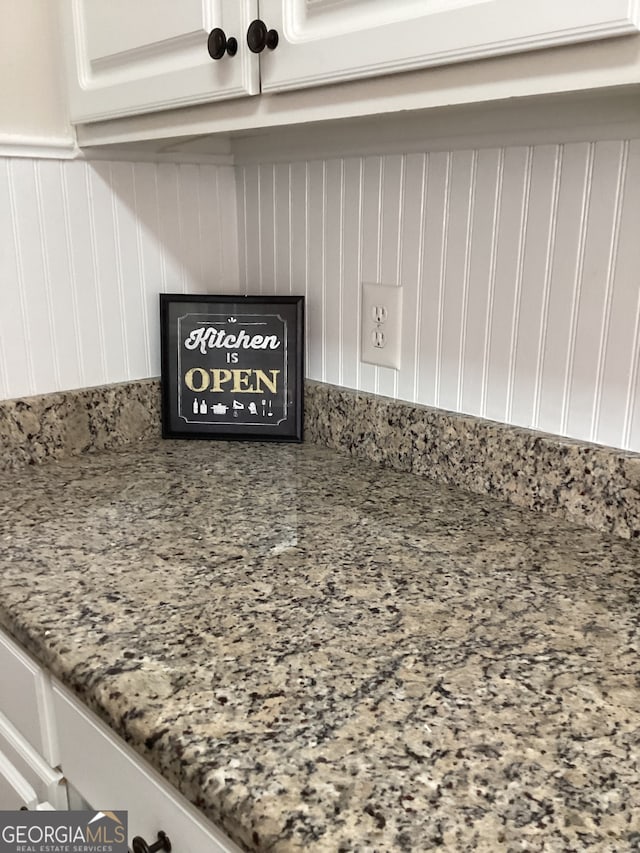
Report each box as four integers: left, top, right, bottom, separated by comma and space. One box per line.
1, 439, 640, 852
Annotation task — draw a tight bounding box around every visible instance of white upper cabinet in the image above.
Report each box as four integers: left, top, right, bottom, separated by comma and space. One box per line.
257, 0, 640, 92
63, 0, 259, 123
62, 1, 640, 128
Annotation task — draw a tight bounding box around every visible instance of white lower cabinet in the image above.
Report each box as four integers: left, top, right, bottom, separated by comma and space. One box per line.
53, 683, 243, 853
0, 748, 56, 810
0, 630, 63, 811
0, 751, 40, 810
0, 712, 67, 809
0, 631, 59, 766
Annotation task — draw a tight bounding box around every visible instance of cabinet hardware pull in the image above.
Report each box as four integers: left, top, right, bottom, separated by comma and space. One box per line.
207, 28, 238, 60
131, 830, 171, 853
247, 19, 279, 53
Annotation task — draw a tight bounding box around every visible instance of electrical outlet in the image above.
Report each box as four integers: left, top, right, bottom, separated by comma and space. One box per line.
360, 282, 402, 370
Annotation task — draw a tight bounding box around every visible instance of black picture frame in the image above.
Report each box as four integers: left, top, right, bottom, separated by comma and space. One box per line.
160, 294, 304, 442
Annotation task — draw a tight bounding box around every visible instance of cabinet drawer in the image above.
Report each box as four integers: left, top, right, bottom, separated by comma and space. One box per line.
52, 683, 243, 853
0, 750, 39, 810
0, 632, 58, 765
0, 712, 67, 809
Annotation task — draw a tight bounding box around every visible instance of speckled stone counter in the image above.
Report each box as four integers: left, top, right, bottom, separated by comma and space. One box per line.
304, 383, 640, 541
1, 439, 640, 852
2, 379, 638, 539
0, 379, 159, 472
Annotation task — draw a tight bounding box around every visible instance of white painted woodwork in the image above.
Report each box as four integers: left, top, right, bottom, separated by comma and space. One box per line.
62, 0, 259, 123
0, 632, 58, 766
53, 683, 243, 852
0, 714, 68, 810
237, 138, 640, 451
0, 158, 240, 402
259, 0, 640, 92
0, 138, 78, 160
75, 37, 640, 148
0, 752, 39, 810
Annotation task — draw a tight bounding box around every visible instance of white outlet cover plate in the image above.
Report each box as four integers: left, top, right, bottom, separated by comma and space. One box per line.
361, 282, 402, 370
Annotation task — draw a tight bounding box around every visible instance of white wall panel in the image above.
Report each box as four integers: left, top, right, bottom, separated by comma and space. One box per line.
485, 146, 531, 425
416, 151, 448, 408
460, 147, 501, 418
341, 158, 363, 392
237, 138, 640, 451
258, 163, 276, 294
37, 161, 85, 392
509, 144, 559, 431
396, 152, 424, 405
536, 142, 590, 439
128, 162, 163, 378
273, 162, 293, 296
613, 141, 640, 450
0, 158, 239, 401
3, 134, 637, 453
566, 141, 624, 443
107, 162, 151, 379
586, 141, 629, 447
155, 164, 184, 295
241, 166, 260, 294
440, 149, 475, 414
8, 159, 59, 396
306, 161, 325, 381
324, 159, 343, 386
89, 162, 128, 382
62, 160, 108, 389
0, 162, 31, 399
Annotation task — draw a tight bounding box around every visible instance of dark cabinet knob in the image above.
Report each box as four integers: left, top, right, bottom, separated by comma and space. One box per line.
131, 831, 171, 853
247, 19, 279, 53
207, 28, 238, 60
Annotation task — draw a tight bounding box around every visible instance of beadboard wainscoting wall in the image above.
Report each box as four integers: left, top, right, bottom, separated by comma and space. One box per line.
237, 139, 640, 452
0, 157, 239, 402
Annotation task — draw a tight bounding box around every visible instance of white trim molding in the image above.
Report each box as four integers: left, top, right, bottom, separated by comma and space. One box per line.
0, 134, 234, 166
0, 136, 79, 160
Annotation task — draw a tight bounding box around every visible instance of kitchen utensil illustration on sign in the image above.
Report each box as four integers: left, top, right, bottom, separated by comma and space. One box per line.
160, 294, 304, 441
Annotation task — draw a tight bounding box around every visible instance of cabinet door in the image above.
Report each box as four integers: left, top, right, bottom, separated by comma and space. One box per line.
63, 0, 259, 123
0, 631, 58, 767
257, 0, 640, 93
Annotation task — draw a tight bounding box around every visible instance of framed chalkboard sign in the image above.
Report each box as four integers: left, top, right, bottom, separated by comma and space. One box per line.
160, 294, 304, 442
